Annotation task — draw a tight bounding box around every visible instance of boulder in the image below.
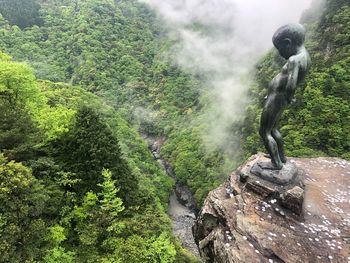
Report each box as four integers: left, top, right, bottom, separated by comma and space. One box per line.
193, 153, 350, 263
175, 183, 197, 210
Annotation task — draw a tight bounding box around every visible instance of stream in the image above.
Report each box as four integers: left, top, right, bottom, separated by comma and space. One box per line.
144, 135, 200, 258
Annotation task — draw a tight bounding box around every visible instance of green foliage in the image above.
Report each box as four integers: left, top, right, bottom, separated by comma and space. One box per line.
44, 247, 76, 263
47, 225, 66, 246
0, 96, 39, 160
0, 0, 43, 29
113, 114, 174, 209
162, 126, 228, 204
0, 0, 213, 211
0, 59, 45, 115
98, 169, 125, 233
149, 233, 177, 263
105, 233, 176, 263
56, 106, 138, 203
122, 207, 172, 238
173, 239, 202, 263
0, 154, 48, 262
0, 52, 181, 261
0, 56, 76, 160
2, 1, 346, 262
44, 226, 76, 263
0, 51, 11, 61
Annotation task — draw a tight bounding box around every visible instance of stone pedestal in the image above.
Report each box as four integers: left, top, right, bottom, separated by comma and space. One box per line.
239, 156, 305, 215
250, 161, 298, 185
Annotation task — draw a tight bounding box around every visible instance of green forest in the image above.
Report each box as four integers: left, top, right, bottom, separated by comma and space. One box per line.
0, 0, 349, 262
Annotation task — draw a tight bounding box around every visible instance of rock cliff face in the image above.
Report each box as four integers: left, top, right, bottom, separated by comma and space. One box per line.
193, 154, 350, 263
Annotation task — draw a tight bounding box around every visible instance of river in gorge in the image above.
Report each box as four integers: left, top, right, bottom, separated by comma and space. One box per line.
144, 135, 200, 258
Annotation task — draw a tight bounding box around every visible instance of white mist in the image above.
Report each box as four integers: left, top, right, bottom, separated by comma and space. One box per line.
142, 0, 314, 153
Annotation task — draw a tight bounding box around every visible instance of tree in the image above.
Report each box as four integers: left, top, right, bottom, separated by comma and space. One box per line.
98, 169, 125, 234
0, 57, 46, 160
56, 106, 138, 204
0, 154, 48, 262
0, 0, 43, 29
106, 233, 176, 263
65, 169, 125, 261
44, 225, 76, 263
0, 98, 39, 160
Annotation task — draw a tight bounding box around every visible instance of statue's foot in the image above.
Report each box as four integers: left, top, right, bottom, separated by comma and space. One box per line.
258, 161, 283, 170
264, 154, 271, 159
263, 154, 286, 163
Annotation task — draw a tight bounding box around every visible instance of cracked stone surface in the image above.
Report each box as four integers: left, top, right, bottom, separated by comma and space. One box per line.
193, 153, 350, 263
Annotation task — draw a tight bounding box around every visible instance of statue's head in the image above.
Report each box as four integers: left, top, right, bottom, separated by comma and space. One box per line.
272, 23, 306, 59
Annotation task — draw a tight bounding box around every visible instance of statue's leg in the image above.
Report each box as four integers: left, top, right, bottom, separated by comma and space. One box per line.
272, 129, 287, 163
259, 114, 283, 170
260, 132, 283, 169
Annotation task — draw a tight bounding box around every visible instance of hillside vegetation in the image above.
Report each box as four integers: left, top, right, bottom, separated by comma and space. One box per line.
0, 0, 227, 205
0, 54, 196, 262
0, 0, 348, 262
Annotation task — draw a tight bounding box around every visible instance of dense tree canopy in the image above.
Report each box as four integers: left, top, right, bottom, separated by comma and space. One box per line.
0, 0, 42, 29
0, 0, 348, 261
0, 52, 195, 261
56, 106, 137, 203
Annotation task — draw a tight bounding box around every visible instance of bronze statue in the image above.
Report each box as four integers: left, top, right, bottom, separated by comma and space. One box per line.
259, 23, 311, 170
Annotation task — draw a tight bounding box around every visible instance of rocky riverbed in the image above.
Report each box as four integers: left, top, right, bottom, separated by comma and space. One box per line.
168, 193, 200, 258
143, 135, 200, 258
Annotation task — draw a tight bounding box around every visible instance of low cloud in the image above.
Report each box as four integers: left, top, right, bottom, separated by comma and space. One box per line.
143, 0, 317, 153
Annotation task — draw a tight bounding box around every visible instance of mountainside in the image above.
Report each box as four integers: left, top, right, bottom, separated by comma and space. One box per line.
0, 0, 228, 206
0, 52, 200, 262
0, 0, 349, 262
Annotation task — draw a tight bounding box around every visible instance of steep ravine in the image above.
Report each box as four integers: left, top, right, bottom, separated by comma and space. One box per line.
143, 135, 200, 258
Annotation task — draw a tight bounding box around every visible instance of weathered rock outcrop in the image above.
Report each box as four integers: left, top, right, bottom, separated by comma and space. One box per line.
193, 154, 350, 263
175, 183, 197, 210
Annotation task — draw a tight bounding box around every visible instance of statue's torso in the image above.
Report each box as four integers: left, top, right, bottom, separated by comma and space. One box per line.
267, 50, 311, 101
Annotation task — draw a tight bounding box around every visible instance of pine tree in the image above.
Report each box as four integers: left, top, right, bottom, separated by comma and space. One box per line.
57, 106, 138, 204
98, 169, 124, 234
